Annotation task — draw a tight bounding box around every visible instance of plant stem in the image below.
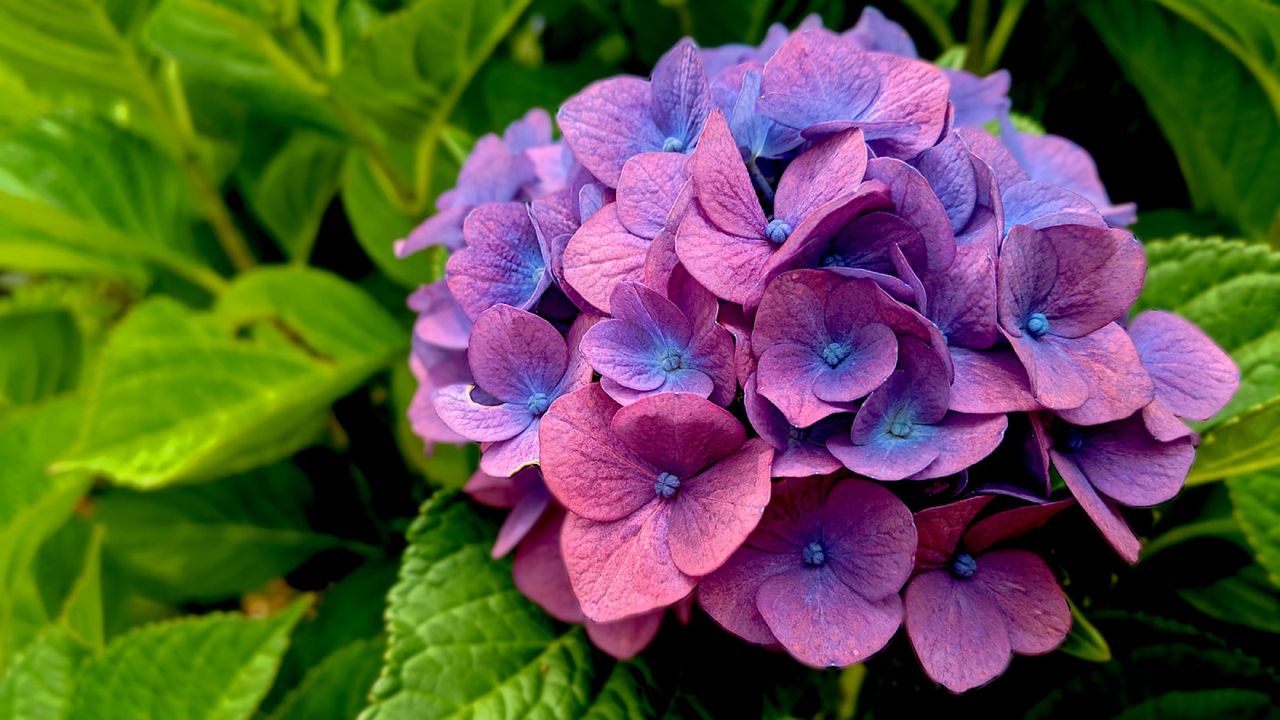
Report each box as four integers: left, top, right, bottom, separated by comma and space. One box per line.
983, 0, 1029, 74
964, 0, 990, 74
899, 0, 957, 49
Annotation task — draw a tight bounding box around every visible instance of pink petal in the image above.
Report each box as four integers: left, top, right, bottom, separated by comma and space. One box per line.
562, 503, 695, 622
558, 76, 664, 186
610, 392, 746, 478
698, 545, 789, 645
757, 342, 854, 427
468, 305, 568, 403
1053, 323, 1154, 426
563, 203, 651, 313
478, 421, 542, 477
912, 496, 994, 570
1128, 310, 1239, 421
904, 571, 1012, 692
963, 499, 1074, 554
676, 204, 773, 305
775, 128, 869, 223
618, 151, 691, 238
667, 438, 774, 577
492, 483, 550, 557
1005, 331, 1090, 411
911, 413, 1009, 480
973, 549, 1070, 655
1052, 450, 1140, 563
1070, 415, 1194, 507
512, 508, 584, 623
758, 568, 903, 668
690, 110, 767, 238
539, 384, 660, 521
585, 611, 664, 660
821, 478, 918, 599
949, 347, 1041, 414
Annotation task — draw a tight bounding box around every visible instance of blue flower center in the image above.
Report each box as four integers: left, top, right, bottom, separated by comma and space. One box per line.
526, 392, 551, 416
950, 552, 978, 579
821, 342, 851, 367
788, 425, 809, 442
659, 348, 683, 372
889, 417, 914, 438
802, 541, 826, 567
654, 471, 681, 499
765, 218, 793, 245
662, 136, 685, 153
1026, 312, 1050, 338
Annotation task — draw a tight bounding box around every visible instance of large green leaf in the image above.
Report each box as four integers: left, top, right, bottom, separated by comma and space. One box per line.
341, 151, 441, 288
359, 494, 651, 720
0, 115, 215, 289
1136, 237, 1280, 481
56, 268, 405, 487
1084, 1, 1280, 243
0, 309, 81, 409
0, 398, 91, 669
95, 464, 353, 602
1180, 564, 1280, 634
1154, 0, 1280, 120
143, 0, 337, 130
64, 601, 309, 720
1111, 689, 1276, 720
0, 0, 151, 103
238, 132, 346, 260
0, 629, 85, 720
1227, 466, 1280, 588
265, 637, 384, 720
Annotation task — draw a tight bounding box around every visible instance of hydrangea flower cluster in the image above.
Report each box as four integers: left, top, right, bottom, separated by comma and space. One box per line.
403, 7, 1239, 692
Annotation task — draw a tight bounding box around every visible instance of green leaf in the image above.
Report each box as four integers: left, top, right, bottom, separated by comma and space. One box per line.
0, 398, 91, 669
95, 464, 350, 603
334, 0, 534, 145
359, 494, 643, 720
64, 600, 309, 720
0, 0, 151, 103
1137, 237, 1280, 481
238, 132, 346, 260
1153, 0, 1280, 120
1227, 466, 1280, 588
1180, 564, 1280, 634
0, 63, 50, 133
266, 637, 384, 720
0, 628, 85, 720
341, 152, 439, 288
57, 268, 405, 487
1083, 1, 1280, 242
1058, 596, 1111, 663
0, 114, 215, 288
1111, 689, 1276, 720
0, 309, 81, 409
58, 524, 105, 650
143, 0, 337, 130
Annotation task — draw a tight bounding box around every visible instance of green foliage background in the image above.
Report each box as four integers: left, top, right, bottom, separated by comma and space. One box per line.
0, 0, 1278, 717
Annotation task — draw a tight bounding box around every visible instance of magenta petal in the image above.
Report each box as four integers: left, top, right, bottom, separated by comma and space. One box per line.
562, 503, 694, 622
558, 76, 665, 186
398, 206, 468, 256
611, 393, 746, 478
912, 496, 994, 569
492, 483, 550, 557
963, 499, 1074, 554
774, 128, 869, 223
468, 305, 567, 403
1053, 323, 1155, 426
599, 372, 714, 406
904, 571, 1012, 693
676, 205, 774, 304
757, 342, 852, 427
758, 29, 880, 134
1143, 399, 1195, 442
998, 224, 1145, 339
972, 550, 1070, 655
698, 545, 789, 645
863, 158, 956, 272
921, 241, 997, 349
478, 420, 542, 477
856, 53, 950, 158
691, 110, 768, 238
1002, 181, 1106, 230
913, 132, 978, 233
581, 320, 668, 392
610, 281, 692, 345
1128, 310, 1239, 421
410, 282, 471, 350
811, 323, 898, 403
585, 611, 664, 660
433, 385, 531, 442
650, 38, 711, 145
513, 508, 584, 623
828, 429, 937, 481
1052, 450, 1140, 563
667, 438, 773, 577
563, 203, 651, 313
1070, 415, 1194, 507
911, 413, 1009, 480
618, 151, 690, 238
1005, 331, 1089, 410
821, 478, 917, 598
539, 385, 661, 521
446, 203, 549, 320
758, 568, 903, 668
752, 269, 837, 350
949, 347, 1041, 414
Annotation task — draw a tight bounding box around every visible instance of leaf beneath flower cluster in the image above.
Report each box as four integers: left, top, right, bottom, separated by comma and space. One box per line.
360, 493, 662, 720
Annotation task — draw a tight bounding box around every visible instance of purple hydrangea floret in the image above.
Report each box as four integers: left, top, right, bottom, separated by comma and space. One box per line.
399, 5, 1240, 689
